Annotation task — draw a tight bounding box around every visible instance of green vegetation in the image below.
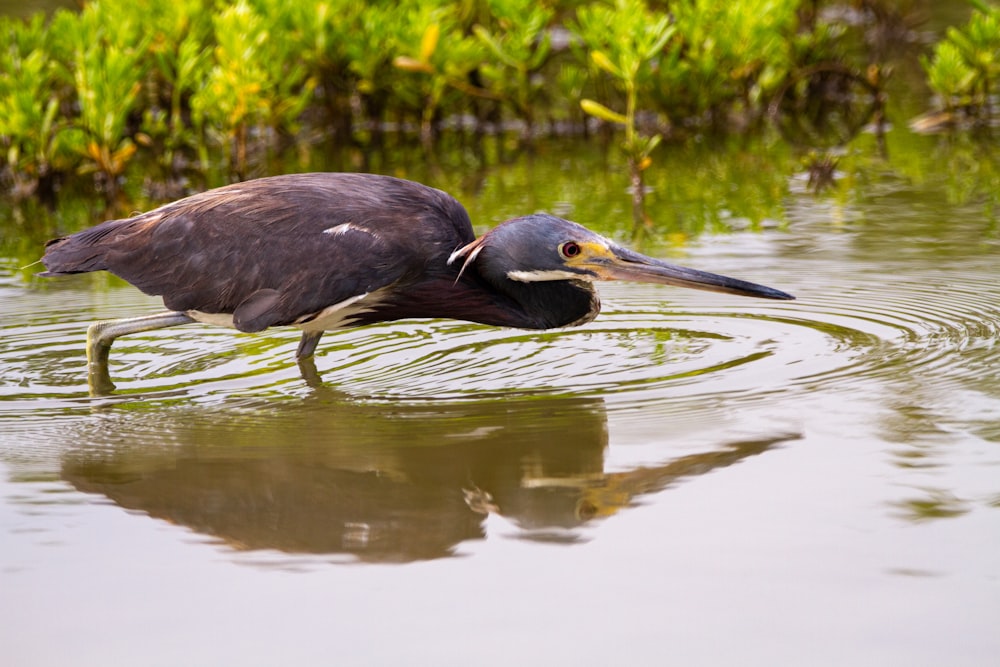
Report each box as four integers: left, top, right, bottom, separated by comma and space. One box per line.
0, 0, 991, 224
0, 14, 69, 202
575, 0, 673, 237
922, 2, 1000, 121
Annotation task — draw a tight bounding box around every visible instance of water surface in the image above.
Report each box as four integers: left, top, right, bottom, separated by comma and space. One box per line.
2, 135, 999, 665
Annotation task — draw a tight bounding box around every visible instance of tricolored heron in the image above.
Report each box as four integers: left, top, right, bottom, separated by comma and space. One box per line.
40, 172, 793, 393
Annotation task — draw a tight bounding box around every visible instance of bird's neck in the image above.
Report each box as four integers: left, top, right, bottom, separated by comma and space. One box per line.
363, 275, 600, 331
489, 277, 600, 329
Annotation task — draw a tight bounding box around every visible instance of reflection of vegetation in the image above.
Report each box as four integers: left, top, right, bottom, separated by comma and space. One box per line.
935, 134, 1000, 210
847, 123, 1000, 216
892, 488, 971, 522
3, 116, 998, 278
642, 138, 794, 240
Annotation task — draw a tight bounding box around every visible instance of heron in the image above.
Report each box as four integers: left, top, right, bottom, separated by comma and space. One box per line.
40, 172, 794, 393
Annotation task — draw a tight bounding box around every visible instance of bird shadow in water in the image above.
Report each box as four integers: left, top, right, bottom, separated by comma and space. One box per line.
61, 392, 800, 563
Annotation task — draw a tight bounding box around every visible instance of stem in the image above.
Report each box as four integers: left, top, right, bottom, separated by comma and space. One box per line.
629, 157, 646, 240
624, 79, 647, 239
233, 123, 247, 179
624, 79, 636, 150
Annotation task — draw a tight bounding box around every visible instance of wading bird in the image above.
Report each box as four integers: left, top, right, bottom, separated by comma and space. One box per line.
40, 172, 793, 393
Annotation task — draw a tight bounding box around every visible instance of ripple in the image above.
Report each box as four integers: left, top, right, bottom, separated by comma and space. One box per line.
2, 261, 998, 413
782, 269, 1000, 384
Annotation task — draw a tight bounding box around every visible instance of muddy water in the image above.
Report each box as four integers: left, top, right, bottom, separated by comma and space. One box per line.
1, 135, 998, 665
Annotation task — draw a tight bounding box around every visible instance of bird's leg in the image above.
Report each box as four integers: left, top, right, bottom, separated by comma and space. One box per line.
296, 331, 323, 359
295, 331, 324, 387
86, 311, 195, 396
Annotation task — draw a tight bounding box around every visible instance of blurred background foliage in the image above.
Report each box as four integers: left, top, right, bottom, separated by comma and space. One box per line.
0, 0, 997, 240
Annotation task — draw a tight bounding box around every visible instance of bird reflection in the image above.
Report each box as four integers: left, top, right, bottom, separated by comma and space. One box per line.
61, 394, 796, 563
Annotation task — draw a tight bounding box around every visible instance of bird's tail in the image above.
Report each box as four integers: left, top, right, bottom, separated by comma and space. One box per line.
37, 219, 124, 276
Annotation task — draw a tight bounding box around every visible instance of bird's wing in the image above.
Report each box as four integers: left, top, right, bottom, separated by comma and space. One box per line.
44, 173, 476, 332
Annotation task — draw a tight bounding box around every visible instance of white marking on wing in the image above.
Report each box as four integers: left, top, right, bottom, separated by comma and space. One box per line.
296, 289, 387, 332
186, 310, 237, 328
323, 222, 381, 241
186, 289, 386, 333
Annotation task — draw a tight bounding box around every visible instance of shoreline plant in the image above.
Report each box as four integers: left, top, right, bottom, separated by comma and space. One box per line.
0, 0, 979, 216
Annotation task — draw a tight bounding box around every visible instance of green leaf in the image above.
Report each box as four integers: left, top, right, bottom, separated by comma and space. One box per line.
419, 23, 439, 63
590, 51, 622, 79
644, 23, 675, 61
580, 98, 628, 124
473, 25, 519, 69
393, 56, 435, 74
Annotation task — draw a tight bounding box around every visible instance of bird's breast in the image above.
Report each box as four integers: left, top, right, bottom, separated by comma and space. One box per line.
186, 310, 239, 328
293, 289, 388, 332
186, 289, 388, 333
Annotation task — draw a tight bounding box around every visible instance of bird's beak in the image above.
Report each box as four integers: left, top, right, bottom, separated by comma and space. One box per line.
578, 244, 795, 300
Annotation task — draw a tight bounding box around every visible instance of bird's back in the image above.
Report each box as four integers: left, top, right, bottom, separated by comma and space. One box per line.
41, 173, 477, 330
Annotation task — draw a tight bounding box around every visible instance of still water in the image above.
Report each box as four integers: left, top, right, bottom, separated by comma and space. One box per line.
1, 132, 999, 664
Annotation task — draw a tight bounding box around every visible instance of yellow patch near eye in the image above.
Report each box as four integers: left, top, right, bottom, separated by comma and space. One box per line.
564, 241, 613, 265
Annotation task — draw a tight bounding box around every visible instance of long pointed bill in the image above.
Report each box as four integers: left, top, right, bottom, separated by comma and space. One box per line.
589, 245, 795, 300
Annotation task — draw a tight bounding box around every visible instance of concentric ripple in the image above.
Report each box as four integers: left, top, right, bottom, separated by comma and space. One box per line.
2, 259, 998, 413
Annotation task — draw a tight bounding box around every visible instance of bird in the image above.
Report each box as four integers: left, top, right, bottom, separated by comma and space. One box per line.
39, 172, 794, 393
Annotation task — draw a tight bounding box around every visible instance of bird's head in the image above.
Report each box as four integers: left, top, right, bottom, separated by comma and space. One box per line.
448, 214, 794, 300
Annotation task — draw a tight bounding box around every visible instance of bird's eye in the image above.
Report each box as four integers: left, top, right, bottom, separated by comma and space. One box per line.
559, 242, 582, 258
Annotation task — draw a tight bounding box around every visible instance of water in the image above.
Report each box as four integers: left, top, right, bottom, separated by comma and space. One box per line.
2, 132, 999, 665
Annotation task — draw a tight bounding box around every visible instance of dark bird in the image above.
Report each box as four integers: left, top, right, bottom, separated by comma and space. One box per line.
40, 172, 794, 393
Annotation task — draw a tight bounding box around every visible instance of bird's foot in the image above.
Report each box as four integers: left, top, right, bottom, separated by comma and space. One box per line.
86, 321, 118, 396
84, 312, 195, 396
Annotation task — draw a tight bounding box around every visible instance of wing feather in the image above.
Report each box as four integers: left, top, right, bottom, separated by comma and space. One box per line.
41, 173, 476, 329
